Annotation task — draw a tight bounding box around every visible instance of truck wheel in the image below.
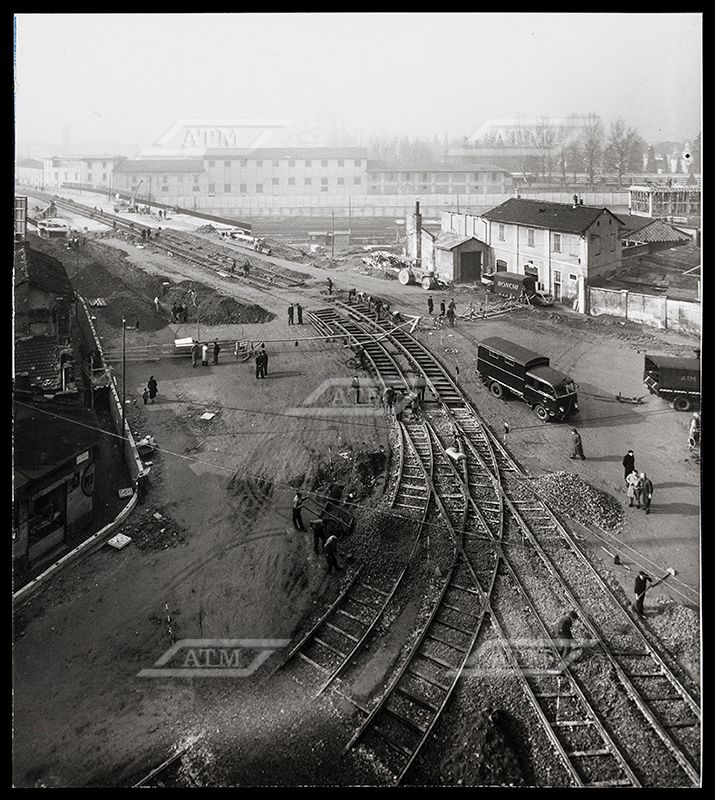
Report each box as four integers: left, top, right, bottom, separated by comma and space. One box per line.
534, 405, 549, 422
673, 396, 692, 412
490, 382, 505, 399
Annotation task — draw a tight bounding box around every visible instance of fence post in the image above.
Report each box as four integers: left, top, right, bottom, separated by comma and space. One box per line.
620, 289, 629, 321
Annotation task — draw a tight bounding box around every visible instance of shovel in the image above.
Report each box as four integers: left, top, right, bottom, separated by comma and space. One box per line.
637, 567, 677, 599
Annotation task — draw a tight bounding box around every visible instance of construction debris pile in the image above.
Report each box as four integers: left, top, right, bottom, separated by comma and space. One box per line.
120, 509, 188, 553
532, 471, 624, 532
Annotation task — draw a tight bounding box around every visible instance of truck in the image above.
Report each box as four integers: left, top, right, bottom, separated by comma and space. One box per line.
476, 336, 579, 422
481, 271, 553, 306
643, 354, 701, 411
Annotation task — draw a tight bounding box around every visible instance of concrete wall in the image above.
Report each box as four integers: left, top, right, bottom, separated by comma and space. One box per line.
588, 287, 701, 335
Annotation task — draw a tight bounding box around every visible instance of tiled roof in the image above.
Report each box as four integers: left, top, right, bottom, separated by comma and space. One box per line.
14, 336, 66, 391
482, 198, 616, 234
14, 243, 74, 298
17, 159, 44, 169
202, 147, 368, 159
14, 400, 100, 485
113, 159, 205, 173
615, 215, 691, 243
435, 232, 478, 250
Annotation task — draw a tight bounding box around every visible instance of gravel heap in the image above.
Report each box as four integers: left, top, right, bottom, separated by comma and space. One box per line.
120, 509, 188, 552
195, 224, 218, 233
648, 599, 701, 681
531, 471, 624, 532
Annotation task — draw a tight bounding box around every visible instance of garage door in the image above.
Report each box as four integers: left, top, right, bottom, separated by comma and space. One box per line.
459, 251, 482, 283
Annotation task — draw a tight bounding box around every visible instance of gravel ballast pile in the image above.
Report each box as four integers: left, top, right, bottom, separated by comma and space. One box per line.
531, 472, 624, 532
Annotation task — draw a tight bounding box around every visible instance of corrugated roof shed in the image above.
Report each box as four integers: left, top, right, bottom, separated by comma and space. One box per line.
482, 198, 615, 234
435, 232, 478, 250
14, 243, 74, 298
615, 214, 691, 244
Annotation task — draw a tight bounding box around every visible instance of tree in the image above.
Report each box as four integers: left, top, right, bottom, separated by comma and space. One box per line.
532, 117, 557, 181
690, 132, 701, 173
579, 113, 604, 188
646, 145, 657, 173
603, 117, 645, 185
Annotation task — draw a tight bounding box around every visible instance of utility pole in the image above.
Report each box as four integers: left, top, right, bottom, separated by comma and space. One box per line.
348, 196, 352, 246
121, 317, 126, 440
148, 175, 152, 210
331, 211, 335, 260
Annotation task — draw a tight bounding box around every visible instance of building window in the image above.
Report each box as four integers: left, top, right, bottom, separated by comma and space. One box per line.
321, 177, 328, 185
102, 173, 106, 181
102, 161, 107, 169
527, 229, 535, 247
272, 178, 279, 185
553, 233, 561, 253
405, 173, 412, 181
289, 160, 295, 167
354, 177, 361, 185
473, 173, 481, 182
305, 177, 312, 185
610, 233, 616, 251
64, 173, 69, 180
224, 183, 231, 193
568, 273, 578, 281
288, 177, 295, 185
256, 160, 263, 167
241, 159, 247, 167
338, 159, 344, 167
240, 183, 247, 193
524, 262, 539, 277
354, 160, 361, 166
161, 176, 167, 184
498, 224, 505, 241
321, 160, 328, 167
208, 160, 215, 167
492, 172, 497, 182
224, 160, 231, 167
305, 160, 312, 167
162, 186, 169, 192
273, 159, 279, 167
256, 183, 263, 193
194, 175, 200, 183
423, 173, 429, 182
177, 175, 183, 183
193, 185, 200, 192
337, 178, 344, 185
593, 234, 601, 255
321, 186, 328, 192
87, 173, 92, 181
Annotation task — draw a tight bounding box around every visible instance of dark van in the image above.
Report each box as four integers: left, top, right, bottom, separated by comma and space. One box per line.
643, 354, 700, 411
476, 336, 579, 421
482, 271, 553, 306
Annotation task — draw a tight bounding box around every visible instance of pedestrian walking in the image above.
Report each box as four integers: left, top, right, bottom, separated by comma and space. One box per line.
554, 610, 578, 660
626, 470, 642, 507
327, 277, 333, 295
255, 350, 264, 379
153, 295, 160, 313
191, 341, 200, 368
569, 428, 586, 460
427, 295, 434, 315
634, 570, 653, 617
384, 385, 395, 414
202, 343, 209, 366
230, 259, 236, 273
147, 376, 158, 404
296, 303, 303, 324
259, 344, 268, 377
414, 374, 426, 403
310, 517, 328, 554
622, 450, 636, 483
439, 300, 446, 317
323, 534, 343, 573
243, 259, 251, 278
640, 473, 654, 514
292, 491, 306, 531
446, 306, 455, 327
142, 386, 149, 405
375, 298, 382, 320
503, 421, 510, 445
448, 298, 456, 314
351, 376, 360, 404
212, 340, 221, 365
288, 304, 294, 325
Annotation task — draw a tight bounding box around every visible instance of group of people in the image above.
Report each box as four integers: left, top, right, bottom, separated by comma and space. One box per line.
190, 340, 221, 367
287, 303, 304, 325
171, 303, 189, 323
292, 490, 343, 573
142, 376, 158, 405
623, 450, 654, 514
426, 296, 458, 327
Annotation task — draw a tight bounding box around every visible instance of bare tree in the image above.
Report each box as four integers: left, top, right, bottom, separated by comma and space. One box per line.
532, 117, 557, 181
579, 113, 604, 189
603, 117, 645, 186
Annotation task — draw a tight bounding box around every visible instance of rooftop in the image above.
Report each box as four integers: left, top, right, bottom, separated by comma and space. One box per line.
435, 232, 478, 250
14, 336, 68, 391
202, 147, 368, 160
367, 160, 510, 174
615, 214, 692, 244
482, 198, 617, 234
113, 159, 205, 173
14, 243, 74, 298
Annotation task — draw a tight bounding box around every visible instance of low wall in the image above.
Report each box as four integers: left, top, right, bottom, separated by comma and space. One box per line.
588, 287, 701, 335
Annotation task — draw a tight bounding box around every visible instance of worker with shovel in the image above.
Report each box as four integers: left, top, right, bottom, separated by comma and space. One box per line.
634, 567, 676, 618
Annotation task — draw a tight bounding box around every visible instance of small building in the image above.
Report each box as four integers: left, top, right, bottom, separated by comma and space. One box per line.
15, 159, 44, 187
13, 399, 100, 567
628, 184, 701, 219
615, 214, 691, 253
450, 198, 623, 306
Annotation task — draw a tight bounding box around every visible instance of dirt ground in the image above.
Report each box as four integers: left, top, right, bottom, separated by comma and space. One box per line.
13, 212, 701, 787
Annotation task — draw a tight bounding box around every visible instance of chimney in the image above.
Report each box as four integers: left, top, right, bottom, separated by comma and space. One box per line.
415, 200, 422, 269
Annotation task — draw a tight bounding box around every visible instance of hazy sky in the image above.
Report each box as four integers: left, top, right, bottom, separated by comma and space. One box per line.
14, 13, 702, 152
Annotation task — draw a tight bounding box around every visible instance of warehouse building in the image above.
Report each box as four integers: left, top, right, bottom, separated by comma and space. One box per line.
366, 161, 512, 195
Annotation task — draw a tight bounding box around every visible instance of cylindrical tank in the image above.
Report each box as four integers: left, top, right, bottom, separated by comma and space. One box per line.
398, 268, 415, 285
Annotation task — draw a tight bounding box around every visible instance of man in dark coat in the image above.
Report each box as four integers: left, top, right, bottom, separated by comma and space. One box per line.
212, 341, 221, 365
570, 428, 586, 459
292, 491, 306, 531
640, 472, 654, 514
622, 450, 636, 483
288, 304, 294, 325
296, 303, 303, 324
554, 610, 578, 660
147, 376, 158, 404
259, 344, 268, 377
310, 517, 328, 554
255, 350, 264, 379
427, 295, 434, 315
634, 570, 652, 617
323, 534, 343, 573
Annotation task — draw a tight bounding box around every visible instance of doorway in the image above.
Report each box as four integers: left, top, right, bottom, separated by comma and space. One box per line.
458, 251, 482, 283
553, 270, 562, 302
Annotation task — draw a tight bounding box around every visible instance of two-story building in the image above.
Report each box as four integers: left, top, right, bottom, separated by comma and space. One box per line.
441, 198, 623, 306
366, 161, 512, 195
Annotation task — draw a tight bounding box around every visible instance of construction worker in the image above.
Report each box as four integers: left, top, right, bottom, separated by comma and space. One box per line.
201, 343, 209, 367
355, 344, 367, 370
288, 304, 294, 325
296, 303, 303, 324
191, 341, 201, 368
327, 277, 333, 295
351, 376, 360, 404
554, 610, 578, 660
427, 295, 434, 315
292, 491, 306, 531
634, 571, 653, 617
212, 340, 221, 365
310, 517, 328, 554
323, 534, 343, 573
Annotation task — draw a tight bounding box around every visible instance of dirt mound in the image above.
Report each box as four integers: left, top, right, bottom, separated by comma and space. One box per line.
195, 224, 217, 233
119, 509, 188, 552
165, 282, 275, 325
532, 471, 624, 532
302, 444, 387, 503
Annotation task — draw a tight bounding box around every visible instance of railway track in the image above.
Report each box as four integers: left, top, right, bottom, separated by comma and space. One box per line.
25, 190, 304, 293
